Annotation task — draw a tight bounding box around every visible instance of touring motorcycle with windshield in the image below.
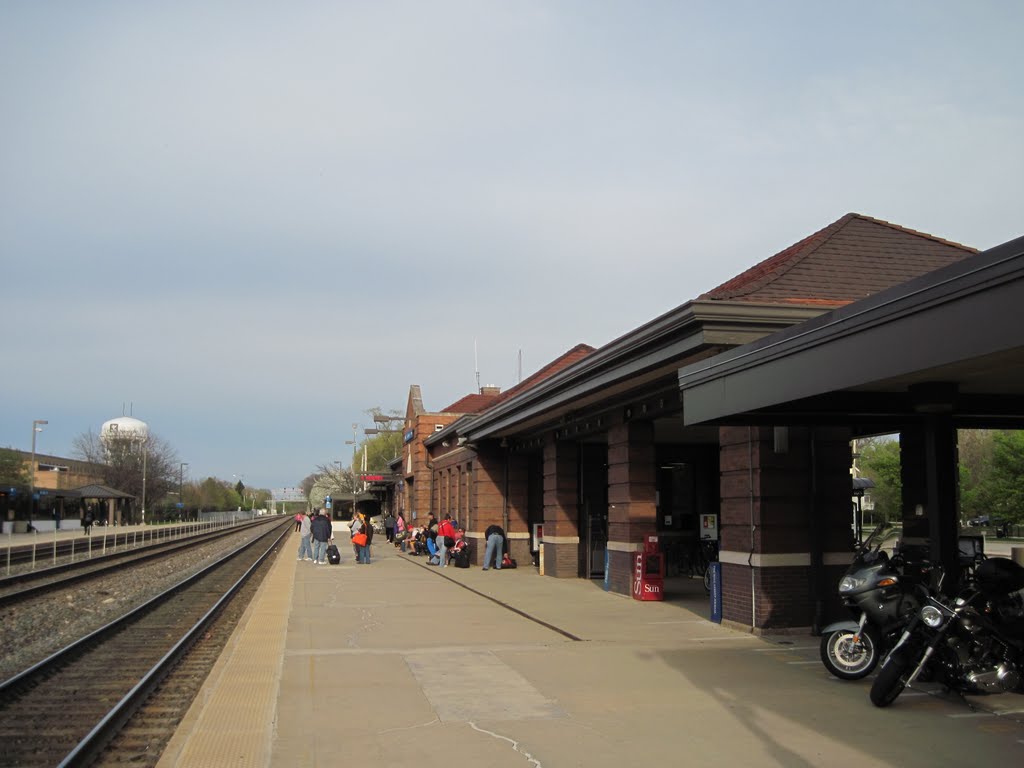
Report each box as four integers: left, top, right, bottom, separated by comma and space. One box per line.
870, 556, 1024, 707
819, 523, 922, 680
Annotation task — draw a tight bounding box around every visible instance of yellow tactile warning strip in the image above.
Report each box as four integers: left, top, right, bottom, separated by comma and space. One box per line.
156, 540, 295, 768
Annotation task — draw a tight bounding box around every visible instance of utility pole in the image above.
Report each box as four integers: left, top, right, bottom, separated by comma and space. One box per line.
29, 419, 47, 527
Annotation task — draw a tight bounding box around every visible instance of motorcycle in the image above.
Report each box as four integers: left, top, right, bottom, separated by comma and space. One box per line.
870, 556, 1024, 707
819, 523, 922, 680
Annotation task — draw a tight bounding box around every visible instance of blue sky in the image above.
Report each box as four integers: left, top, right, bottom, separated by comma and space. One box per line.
3, 1, 1022, 490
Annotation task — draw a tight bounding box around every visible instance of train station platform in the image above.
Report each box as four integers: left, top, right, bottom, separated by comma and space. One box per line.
157, 532, 1024, 767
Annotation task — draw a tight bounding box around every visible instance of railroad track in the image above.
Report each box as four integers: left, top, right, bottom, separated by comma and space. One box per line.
0, 518, 277, 608
0, 518, 291, 767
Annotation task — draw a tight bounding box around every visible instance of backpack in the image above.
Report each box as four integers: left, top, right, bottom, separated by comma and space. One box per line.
452, 549, 471, 568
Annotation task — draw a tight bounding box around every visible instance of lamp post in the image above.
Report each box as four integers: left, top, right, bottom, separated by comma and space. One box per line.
29, 419, 47, 526
179, 462, 189, 518
346, 423, 359, 493
140, 437, 148, 524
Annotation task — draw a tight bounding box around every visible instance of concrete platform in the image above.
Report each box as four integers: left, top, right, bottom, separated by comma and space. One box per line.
158, 533, 1024, 767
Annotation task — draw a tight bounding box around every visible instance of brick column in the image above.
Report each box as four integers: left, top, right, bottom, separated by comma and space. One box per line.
605, 420, 656, 595
542, 438, 579, 578
718, 425, 852, 632
471, 448, 528, 569
505, 453, 532, 565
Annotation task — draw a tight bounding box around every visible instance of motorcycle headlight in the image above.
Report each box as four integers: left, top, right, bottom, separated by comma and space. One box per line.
921, 605, 945, 628
839, 576, 864, 593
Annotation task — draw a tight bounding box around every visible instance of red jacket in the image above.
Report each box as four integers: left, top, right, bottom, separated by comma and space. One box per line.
438, 520, 456, 539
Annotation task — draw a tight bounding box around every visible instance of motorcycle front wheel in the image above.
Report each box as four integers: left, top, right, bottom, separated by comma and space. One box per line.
820, 627, 880, 680
869, 647, 914, 707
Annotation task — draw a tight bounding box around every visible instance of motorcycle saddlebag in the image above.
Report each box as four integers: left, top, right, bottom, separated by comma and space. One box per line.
976, 557, 1024, 596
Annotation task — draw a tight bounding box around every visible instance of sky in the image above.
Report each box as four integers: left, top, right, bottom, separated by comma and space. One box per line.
2, 1, 1022, 491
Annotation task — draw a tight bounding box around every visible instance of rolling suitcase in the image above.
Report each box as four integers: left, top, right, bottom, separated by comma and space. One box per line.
326, 544, 341, 564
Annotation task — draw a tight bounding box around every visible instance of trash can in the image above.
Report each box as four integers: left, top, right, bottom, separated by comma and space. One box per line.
632, 535, 664, 601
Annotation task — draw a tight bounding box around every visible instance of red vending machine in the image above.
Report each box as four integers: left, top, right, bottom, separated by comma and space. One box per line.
632, 535, 665, 601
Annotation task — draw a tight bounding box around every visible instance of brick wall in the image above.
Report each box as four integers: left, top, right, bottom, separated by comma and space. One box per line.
542, 540, 580, 578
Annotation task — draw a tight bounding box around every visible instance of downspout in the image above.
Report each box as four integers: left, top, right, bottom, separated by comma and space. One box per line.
425, 445, 434, 520
502, 451, 510, 533
748, 427, 756, 629
809, 429, 824, 634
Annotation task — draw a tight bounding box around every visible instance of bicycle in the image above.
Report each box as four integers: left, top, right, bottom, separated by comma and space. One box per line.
699, 539, 719, 593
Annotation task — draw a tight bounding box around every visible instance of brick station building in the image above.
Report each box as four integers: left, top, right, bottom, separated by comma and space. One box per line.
390, 213, 979, 632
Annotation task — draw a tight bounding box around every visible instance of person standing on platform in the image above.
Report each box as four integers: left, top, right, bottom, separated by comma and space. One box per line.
297, 511, 312, 561
294, 511, 303, 532
395, 512, 407, 551
483, 523, 506, 570
436, 513, 456, 567
360, 512, 374, 563
384, 511, 395, 543
311, 510, 332, 564
83, 509, 94, 535
349, 512, 364, 560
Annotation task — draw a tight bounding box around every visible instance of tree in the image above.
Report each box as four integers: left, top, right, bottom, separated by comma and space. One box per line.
195, 477, 241, 511
72, 430, 180, 522
300, 473, 318, 499
0, 447, 28, 487
958, 429, 996, 521
857, 436, 902, 522
360, 431, 403, 471
311, 464, 352, 497
977, 430, 1024, 524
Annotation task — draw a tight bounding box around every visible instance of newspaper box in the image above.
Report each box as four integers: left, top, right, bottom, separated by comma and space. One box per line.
632, 535, 665, 601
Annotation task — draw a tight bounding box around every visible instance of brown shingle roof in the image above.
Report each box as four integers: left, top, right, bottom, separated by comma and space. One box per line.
441, 392, 500, 414
490, 343, 595, 407
700, 213, 977, 307
438, 344, 596, 417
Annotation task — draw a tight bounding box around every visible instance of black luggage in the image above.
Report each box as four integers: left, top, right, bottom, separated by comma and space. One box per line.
452, 549, 471, 568
326, 544, 341, 565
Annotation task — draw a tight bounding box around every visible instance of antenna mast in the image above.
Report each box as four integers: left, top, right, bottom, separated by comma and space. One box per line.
474, 339, 481, 393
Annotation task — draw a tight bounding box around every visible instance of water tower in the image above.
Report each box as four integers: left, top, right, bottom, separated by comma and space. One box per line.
100, 416, 149, 445
100, 416, 150, 522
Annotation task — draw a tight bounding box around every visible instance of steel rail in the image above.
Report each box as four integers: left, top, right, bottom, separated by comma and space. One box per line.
57, 520, 291, 767
0, 518, 276, 607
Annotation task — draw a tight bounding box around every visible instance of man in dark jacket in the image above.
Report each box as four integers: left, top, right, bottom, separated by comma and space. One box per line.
310, 510, 333, 565
483, 523, 506, 570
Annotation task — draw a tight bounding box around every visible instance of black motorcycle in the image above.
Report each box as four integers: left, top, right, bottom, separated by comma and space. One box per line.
819, 523, 922, 680
870, 556, 1024, 707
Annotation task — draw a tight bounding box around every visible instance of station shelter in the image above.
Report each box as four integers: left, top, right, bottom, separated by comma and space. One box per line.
388, 213, 1013, 632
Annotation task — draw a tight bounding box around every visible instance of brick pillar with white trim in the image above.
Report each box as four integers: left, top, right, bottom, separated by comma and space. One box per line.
718, 425, 852, 632
541, 438, 579, 577
605, 420, 657, 595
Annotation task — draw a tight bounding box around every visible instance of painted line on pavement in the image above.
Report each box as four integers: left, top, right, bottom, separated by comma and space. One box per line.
400, 554, 584, 641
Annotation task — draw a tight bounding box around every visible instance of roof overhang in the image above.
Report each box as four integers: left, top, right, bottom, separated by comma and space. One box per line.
677, 234, 1024, 430
463, 301, 826, 441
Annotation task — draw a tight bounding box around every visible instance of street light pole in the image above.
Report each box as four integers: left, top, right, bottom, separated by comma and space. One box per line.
29, 419, 48, 526
179, 462, 189, 517
141, 437, 148, 524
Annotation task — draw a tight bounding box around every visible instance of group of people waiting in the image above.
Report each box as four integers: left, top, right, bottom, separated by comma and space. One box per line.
295, 509, 335, 564
390, 512, 462, 566
294, 508, 379, 565
294, 508, 513, 569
